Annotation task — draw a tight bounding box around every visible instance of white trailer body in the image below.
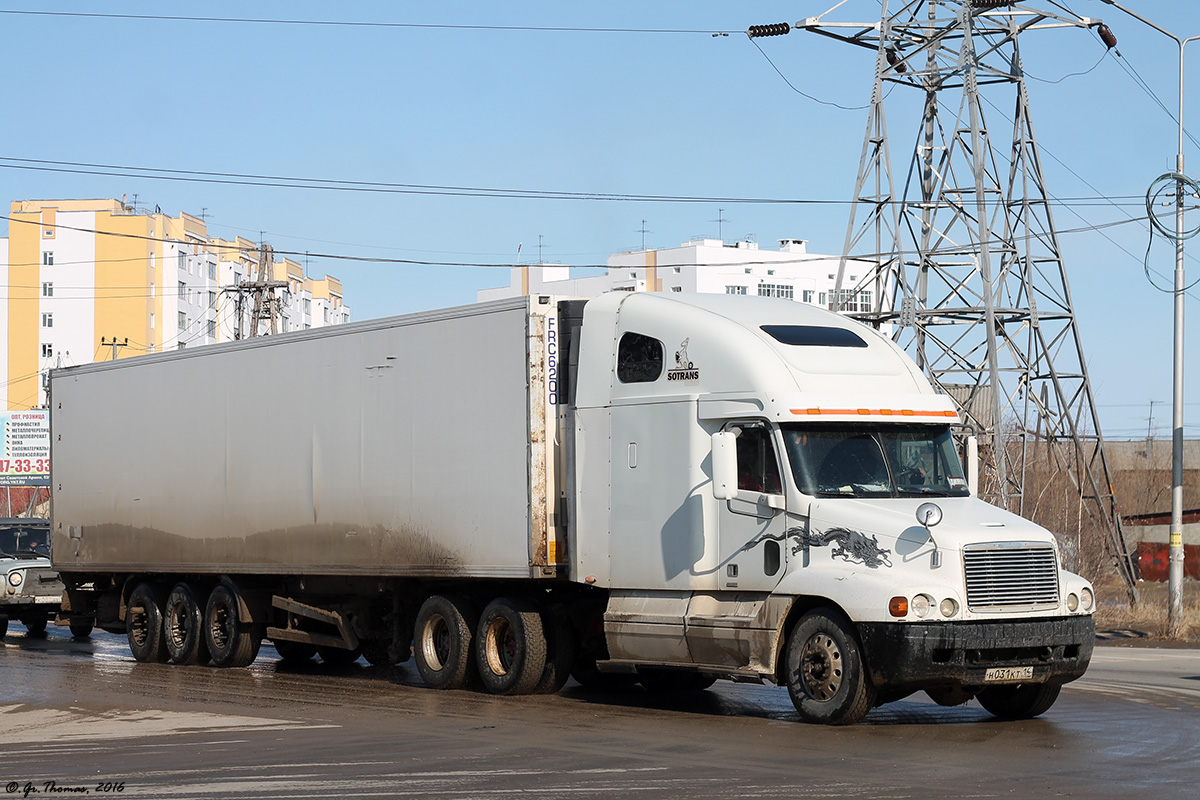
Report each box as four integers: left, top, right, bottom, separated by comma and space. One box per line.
50, 292, 1095, 724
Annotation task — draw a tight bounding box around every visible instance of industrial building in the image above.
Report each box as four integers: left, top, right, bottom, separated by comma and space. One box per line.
0, 198, 350, 409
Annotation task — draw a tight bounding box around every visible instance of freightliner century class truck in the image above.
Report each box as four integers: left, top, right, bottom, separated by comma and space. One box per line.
49, 293, 1095, 725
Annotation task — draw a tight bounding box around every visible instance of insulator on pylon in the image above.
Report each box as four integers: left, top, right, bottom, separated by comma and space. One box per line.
1098, 24, 1118, 50
886, 49, 908, 74
747, 22, 791, 38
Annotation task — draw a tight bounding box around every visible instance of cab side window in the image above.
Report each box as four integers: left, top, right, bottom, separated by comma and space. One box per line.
736, 426, 783, 494
616, 332, 664, 383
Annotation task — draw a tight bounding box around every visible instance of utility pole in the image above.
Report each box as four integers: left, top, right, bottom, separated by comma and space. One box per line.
100, 337, 128, 361
244, 243, 288, 338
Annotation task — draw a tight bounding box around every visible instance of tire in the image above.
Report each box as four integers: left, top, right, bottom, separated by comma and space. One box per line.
532, 608, 575, 695
362, 637, 410, 667
977, 682, 1062, 720
272, 639, 317, 663
784, 608, 875, 726
22, 616, 48, 636
414, 594, 478, 690
204, 583, 262, 668
475, 597, 547, 696
637, 667, 717, 693
127, 583, 169, 663
69, 619, 94, 639
164, 583, 210, 665
317, 644, 362, 667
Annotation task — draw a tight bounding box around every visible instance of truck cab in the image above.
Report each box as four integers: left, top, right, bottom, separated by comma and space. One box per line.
0, 517, 64, 639
565, 292, 1094, 724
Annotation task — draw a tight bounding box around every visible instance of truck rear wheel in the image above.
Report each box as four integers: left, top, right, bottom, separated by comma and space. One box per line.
977, 682, 1061, 720
204, 584, 262, 668
165, 583, 210, 665
784, 608, 875, 726
532, 608, 575, 694
127, 583, 169, 663
475, 597, 547, 696
22, 616, 48, 636
414, 594, 478, 690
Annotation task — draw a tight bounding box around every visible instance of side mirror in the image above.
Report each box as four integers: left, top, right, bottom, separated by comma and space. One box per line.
711, 431, 737, 500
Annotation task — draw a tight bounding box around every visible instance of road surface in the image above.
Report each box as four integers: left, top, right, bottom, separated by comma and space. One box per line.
2, 623, 1197, 799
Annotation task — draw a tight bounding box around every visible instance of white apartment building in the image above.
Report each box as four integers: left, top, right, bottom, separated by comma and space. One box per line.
478, 238, 879, 313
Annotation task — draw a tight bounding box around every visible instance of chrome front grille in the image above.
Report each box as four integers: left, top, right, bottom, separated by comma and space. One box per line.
963, 543, 1059, 610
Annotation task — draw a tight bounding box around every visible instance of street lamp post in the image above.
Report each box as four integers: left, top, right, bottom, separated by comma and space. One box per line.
1101, 1, 1198, 636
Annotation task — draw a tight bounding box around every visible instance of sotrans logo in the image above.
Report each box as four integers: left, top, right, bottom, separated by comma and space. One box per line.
667, 338, 699, 382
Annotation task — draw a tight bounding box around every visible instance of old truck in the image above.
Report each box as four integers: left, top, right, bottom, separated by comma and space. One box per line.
49, 293, 1094, 724
0, 516, 73, 639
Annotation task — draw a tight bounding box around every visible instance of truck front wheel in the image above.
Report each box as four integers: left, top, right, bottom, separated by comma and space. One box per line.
127, 583, 169, 663
976, 682, 1062, 720
204, 584, 262, 668
475, 597, 547, 696
414, 595, 478, 690
785, 608, 875, 725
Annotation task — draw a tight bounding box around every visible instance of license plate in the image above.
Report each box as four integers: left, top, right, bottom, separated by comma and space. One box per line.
984, 666, 1034, 683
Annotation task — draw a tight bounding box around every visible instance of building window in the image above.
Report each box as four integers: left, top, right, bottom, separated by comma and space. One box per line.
178, 250, 186, 271
324, 308, 331, 323
725, 285, 747, 295
207, 319, 216, 338
760, 283, 794, 300
177, 342, 186, 350
150, 283, 156, 298
178, 281, 187, 302
41, 282, 53, 297
208, 261, 216, 280
234, 272, 242, 286
42, 251, 53, 266
208, 291, 216, 309
178, 311, 186, 330
767, 269, 775, 276
41, 312, 52, 328
673, 267, 681, 273
819, 292, 826, 306
304, 298, 311, 314
150, 313, 155, 330
828, 274, 835, 280
803, 290, 814, 303
671, 286, 682, 292
41, 343, 52, 358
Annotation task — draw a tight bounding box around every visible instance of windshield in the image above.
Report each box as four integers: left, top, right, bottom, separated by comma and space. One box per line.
781, 423, 970, 499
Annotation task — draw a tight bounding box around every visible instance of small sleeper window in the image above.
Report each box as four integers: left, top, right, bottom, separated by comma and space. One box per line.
760, 325, 868, 348
617, 332, 664, 383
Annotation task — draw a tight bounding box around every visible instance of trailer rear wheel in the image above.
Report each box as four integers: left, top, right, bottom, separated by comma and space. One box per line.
475, 597, 547, 696
272, 639, 317, 663
127, 583, 169, 663
414, 594, 478, 690
204, 584, 262, 668
165, 583, 210, 665
976, 682, 1061, 720
784, 608, 875, 726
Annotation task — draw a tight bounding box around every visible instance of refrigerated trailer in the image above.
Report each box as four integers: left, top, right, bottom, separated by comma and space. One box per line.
50, 292, 1095, 724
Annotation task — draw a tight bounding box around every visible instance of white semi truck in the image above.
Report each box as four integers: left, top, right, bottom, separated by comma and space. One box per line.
50, 293, 1094, 724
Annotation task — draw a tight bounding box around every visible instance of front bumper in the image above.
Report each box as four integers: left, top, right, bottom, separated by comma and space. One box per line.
858, 616, 1095, 690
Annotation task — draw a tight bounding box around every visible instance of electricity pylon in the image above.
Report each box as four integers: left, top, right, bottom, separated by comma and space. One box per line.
795, 0, 1138, 597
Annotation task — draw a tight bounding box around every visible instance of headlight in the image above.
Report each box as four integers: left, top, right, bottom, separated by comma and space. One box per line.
911, 594, 933, 618
939, 597, 959, 618
1080, 587, 1094, 612
7, 571, 23, 588
1067, 593, 1079, 612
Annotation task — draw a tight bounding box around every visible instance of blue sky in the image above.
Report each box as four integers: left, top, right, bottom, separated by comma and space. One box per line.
0, 1, 1197, 440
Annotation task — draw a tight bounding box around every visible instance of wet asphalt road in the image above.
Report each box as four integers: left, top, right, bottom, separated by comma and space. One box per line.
2, 623, 1199, 799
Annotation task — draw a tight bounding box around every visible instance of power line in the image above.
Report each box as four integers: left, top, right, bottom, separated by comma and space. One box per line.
0, 156, 1147, 207
0, 9, 725, 35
